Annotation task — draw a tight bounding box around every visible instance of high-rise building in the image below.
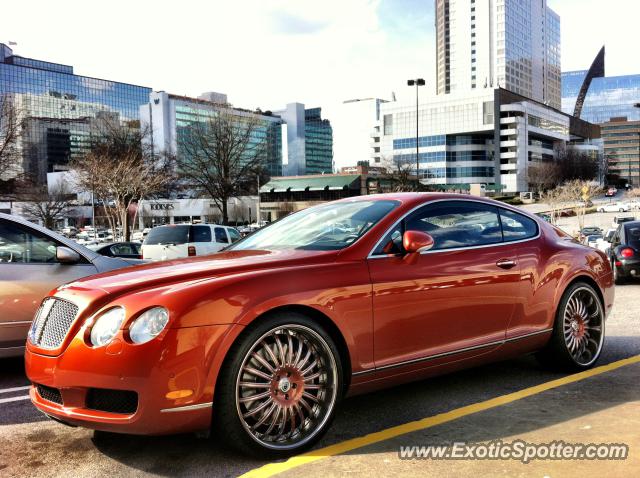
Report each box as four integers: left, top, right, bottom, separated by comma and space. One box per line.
601, 118, 640, 188
562, 72, 640, 125
140, 91, 284, 178
303, 108, 333, 175
0, 43, 151, 183
561, 46, 640, 125
273, 103, 334, 175
435, 0, 560, 108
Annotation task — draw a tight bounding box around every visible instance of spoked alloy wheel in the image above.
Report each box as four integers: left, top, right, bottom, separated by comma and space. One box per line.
561, 286, 604, 367
537, 282, 606, 371
235, 324, 339, 452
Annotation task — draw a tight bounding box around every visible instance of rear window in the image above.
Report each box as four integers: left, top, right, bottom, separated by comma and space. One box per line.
144, 226, 190, 245
626, 225, 640, 249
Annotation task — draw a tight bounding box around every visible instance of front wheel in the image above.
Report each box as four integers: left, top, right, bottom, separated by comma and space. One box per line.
537, 282, 605, 371
597, 208, 604, 213
214, 313, 342, 458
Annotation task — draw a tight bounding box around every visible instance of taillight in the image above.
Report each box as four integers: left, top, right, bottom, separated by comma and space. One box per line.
188, 245, 196, 256
620, 248, 634, 258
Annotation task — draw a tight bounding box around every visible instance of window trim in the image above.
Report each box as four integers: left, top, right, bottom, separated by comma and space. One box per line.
367, 198, 542, 259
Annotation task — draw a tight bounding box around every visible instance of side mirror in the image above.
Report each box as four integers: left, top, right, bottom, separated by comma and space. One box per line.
56, 246, 80, 264
403, 230, 435, 254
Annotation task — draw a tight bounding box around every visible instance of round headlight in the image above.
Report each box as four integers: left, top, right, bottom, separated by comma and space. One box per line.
129, 307, 169, 344
90, 307, 125, 347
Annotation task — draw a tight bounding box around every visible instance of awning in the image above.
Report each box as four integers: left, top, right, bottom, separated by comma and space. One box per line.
260, 175, 361, 193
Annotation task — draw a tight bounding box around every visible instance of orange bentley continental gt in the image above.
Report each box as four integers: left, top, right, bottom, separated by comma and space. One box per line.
25, 193, 614, 456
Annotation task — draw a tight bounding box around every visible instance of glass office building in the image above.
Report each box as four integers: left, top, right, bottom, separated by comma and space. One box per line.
304, 108, 333, 174
0, 43, 151, 183
141, 92, 284, 179
562, 71, 640, 124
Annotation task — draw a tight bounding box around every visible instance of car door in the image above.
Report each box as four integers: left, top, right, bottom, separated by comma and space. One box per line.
0, 219, 98, 350
367, 200, 521, 371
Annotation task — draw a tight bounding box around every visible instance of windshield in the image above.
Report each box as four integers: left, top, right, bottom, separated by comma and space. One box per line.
144, 225, 190, 245
229, 200, 399, 251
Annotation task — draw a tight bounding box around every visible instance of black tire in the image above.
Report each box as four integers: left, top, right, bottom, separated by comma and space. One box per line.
536, 282, 605, 372
213, 312, 343, 458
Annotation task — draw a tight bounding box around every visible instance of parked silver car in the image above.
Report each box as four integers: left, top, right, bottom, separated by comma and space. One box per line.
0, 213, 139, 358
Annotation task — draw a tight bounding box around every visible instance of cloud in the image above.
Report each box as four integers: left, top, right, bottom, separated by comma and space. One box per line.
270, 11, 330, 35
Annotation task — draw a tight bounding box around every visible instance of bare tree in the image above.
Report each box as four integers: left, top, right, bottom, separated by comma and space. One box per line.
0, 94, 23, 184
559, 180, 601, 233
71, 119, 174, 241
175, 109, 270, 224
18, 181, 74, 229
390, 156, 418, 192
528, 161, 561, 194
556, 149, 599, 182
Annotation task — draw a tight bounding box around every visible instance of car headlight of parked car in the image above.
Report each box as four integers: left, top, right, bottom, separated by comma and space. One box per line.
90, 307, 126, 347
128, 307, 169, 344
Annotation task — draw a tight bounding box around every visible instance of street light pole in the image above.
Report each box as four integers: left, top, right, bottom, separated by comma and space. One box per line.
634, 103, 640, 189
407, 78, 425, 190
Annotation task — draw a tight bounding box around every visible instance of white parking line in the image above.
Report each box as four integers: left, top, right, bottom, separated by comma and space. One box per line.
0, 395, 30, 404
0, 386, 31, 394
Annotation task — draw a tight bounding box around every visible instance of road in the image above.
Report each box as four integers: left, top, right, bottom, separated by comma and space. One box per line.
1, 252, 639, 477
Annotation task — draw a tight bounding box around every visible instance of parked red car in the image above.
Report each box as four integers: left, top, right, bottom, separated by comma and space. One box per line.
25, 193, 614, 457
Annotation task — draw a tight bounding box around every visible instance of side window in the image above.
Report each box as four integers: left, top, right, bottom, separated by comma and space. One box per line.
372, 201, 502, 255
192, 225, 212, 243
214, 227, 229, 244
228, 228, 241, 243
499, 209, 538, 242
0, 221, 59, 263
406, 201, 502, 251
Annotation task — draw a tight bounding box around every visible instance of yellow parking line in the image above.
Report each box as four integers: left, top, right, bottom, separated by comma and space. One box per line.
240, 354, 640, 478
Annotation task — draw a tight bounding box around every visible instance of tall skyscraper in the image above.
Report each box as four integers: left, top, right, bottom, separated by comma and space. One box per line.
0, 43, 151, 184
435, 0, 561, 108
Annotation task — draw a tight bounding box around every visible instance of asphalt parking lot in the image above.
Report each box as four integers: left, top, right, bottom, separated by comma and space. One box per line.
1, 219, 639, 477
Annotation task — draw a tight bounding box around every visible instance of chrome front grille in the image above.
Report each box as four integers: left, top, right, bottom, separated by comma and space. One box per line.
30, 298, 79, 349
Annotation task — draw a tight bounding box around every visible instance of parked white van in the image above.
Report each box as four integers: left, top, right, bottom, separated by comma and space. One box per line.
141, 224, 241, 261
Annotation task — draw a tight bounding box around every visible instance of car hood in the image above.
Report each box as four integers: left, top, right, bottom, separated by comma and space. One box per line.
63, 249, 338, 297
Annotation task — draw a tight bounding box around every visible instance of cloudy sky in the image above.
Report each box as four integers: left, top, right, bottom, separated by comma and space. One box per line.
3, 0, 639, 111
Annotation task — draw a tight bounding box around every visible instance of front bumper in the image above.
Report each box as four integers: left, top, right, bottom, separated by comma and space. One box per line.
25, 324, 233, 435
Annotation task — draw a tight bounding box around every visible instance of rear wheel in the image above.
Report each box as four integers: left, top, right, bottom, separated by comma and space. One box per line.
537, 282, 605, 371
214, 313, 342, 458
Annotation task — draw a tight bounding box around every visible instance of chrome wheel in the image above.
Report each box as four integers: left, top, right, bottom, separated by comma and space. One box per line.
235, 324, 338, 450
562, 287, 604, 366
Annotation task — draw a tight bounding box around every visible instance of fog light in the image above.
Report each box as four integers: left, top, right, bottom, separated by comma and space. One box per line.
166, 389, 193, 399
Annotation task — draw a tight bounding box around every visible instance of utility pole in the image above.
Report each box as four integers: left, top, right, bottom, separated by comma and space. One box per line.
407, 79, 425, 189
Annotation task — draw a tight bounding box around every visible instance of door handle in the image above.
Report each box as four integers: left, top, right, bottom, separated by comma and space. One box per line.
496, 258, 517, 269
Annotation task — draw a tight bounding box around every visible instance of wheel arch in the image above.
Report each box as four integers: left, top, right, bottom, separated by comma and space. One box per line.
214, 304, 353, 398
562, 274, 605, 311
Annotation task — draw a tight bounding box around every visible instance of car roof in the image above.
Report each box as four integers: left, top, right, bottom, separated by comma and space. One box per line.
0, 212, 100, 261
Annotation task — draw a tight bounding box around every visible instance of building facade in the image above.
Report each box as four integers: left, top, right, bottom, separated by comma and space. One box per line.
374, 88, 599, 193
601, 118, 640, 188
273, 103, 334, 175
562, 72, 640, 125
303, 108, 333, 175
0, 43, 151, 183
140, 91, 284, 178
435, 0, 561, 108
